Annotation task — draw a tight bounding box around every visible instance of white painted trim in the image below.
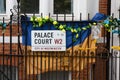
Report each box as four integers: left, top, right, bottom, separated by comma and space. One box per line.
0, 0, 99, 21
87, 0, 99, 19
0, 36, 22, 43
48, 0, 87, 21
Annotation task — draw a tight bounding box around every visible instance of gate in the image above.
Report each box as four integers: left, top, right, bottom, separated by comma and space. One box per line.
0, 2, 120, 80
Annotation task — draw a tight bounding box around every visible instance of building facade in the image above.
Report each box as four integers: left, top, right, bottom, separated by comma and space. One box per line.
1, 0, 120, 80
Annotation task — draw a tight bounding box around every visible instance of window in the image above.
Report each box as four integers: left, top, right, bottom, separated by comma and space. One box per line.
0, 66, 18, 80
0, 0, 99, 20
0, 0, 6, 13
54, 0, 72, 14
20, 0, 39, 13
20, 0, 72, 15
37, 71, 71, 80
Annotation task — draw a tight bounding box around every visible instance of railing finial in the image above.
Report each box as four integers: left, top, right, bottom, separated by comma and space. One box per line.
17, 0, 20, 3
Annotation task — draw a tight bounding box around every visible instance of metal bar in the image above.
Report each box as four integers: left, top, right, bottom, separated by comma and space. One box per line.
7, 55, 9, 80
118, 7, 120, 80
79, 13, 82, 80
45, 57, 46, 80
2, 17, 5, 80
17, 0, 20, 80
40, 13, 43, 80
45, 53, 47, 80
37, 52, 39, 79
115, 55, 117, 80
87, 13, 90, 80
103, 55, 105, 80
48, 13, 51, 80
33, 52, 35, 80
110, 13, 114, 80
106, 0, 111, 50
111, 54, 113, 80
103, 25, 106, 46
0, 54, 86, 57
71, 12, 74, 80
40, 52, 43, 80
56, 14, 58, 80
48, 52, 50, 80
52, 52, 54, 80
29, 50, 30, 80
63, 14, 66, 80
111, 13, 114, 54
24, 15, 28, 80
10, 10, 13, 80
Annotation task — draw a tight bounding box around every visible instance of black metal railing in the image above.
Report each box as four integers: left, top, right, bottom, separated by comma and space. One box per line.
0, 12, 110, 80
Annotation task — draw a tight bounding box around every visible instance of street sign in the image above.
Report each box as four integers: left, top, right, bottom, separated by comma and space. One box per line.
31, 30, 66, 51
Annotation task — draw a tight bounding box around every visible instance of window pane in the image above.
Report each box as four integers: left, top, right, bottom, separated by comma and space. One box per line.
0, 66, 18, 80
21, 0, 39, 13
54, 0, 72, 14
37, 71, 71, 80
0, 0, 6, 13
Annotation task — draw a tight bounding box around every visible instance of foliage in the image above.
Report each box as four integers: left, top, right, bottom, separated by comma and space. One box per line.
29, 16, 120, 41
103, 16, 120, 32
0, 15, 120, 37
30, 16, 93, 41
0, 22, 7, 33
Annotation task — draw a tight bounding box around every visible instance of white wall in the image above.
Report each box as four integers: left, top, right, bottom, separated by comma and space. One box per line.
87, 0, 99, 19
40, 0, 50, 16
73, 0, 88, 20
111, 0, 120, 18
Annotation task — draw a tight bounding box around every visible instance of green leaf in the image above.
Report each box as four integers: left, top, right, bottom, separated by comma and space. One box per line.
76, 34, 79, 38
77, 28, 81, 32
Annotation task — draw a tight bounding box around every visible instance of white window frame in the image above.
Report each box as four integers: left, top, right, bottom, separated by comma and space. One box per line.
0, 0, 17, 22
0, 65, 18, 80
41, 0, 88, 21
0, 0, 99, 21
16, 0, 96, 21
39, 0, 99, 21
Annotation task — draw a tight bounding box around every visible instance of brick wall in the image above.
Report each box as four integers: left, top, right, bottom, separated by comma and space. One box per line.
96, 0, 109, 78
95, 1, 109, 80
99, 0, 108, 15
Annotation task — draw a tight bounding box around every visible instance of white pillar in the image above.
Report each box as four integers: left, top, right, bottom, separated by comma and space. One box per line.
110, 32, 120, 80
87, 0, 99, 19
40, 0, 50, 17
111, 0, 120, 18
74, 0, 87, 20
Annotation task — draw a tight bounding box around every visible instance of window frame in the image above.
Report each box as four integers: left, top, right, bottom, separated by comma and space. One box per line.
47, 0, 75, 21
53, 0, 73, 14
0, 0, 16, 21
20, 0, 39, 14
0, 65, 18, 80
0, 0, 99, 21
0, 0, 6, 14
